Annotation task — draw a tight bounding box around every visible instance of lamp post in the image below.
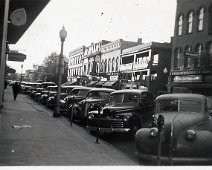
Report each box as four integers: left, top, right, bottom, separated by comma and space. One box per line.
53, 26, 67, 118
20, 64, 23, 82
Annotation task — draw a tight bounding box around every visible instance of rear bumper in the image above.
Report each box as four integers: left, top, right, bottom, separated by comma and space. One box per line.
86, 126, 130, 133
137, 152, 212, 165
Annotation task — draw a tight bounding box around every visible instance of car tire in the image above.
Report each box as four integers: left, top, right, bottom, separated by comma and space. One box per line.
130, 120, 141, 135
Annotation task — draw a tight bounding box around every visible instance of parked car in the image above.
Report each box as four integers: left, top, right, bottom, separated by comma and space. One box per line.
60, 86, 93, 115
46, 85, 83, 109
135, 93, 212, 165
71, 88, 115, 124
40, 86, 58, 105
86, 89, 154, 134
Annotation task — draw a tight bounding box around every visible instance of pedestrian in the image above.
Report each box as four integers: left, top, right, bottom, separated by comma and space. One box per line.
12, 82, 21, 100
4, 80, 8, 89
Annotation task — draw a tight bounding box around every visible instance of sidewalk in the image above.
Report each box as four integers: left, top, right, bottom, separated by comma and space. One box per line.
0, 87, 138, 166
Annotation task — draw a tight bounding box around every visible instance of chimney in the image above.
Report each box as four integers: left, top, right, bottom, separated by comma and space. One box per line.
137, 38, 142, 44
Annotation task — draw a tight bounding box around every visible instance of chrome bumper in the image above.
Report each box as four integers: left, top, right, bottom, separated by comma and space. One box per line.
86, 126, 130, 133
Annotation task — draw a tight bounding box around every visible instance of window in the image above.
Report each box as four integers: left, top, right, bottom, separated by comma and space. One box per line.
184, 46, 192, 68
206, 41, 212, 66
194, 43, 203, 67
174, 48, 181, 69
108, 58, 111, 72
177, 15, 183, 36
187, 11, 193, 33
116, 57, 119, 71
105, 59, 107, 72
197, 8, 204, 31
209, 6, 212, 35
112, 57, 115, 71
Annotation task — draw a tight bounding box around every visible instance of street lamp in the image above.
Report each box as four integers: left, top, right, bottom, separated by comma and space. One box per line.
53, 26, 67, 118
20, 64, 23, 82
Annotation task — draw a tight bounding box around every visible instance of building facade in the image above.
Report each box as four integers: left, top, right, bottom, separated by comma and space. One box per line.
168, 0, 212, 96
68, 46, 85, 83
82, 40, 111, 80
121, 42, 172, 96
100, 38, 142, 82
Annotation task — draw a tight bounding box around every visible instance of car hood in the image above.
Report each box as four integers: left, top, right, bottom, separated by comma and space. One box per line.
102, 106, 139, 116
155, 111, 206, 129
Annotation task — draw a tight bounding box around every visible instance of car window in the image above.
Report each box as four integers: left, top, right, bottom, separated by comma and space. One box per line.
109, 93, 139, 107
157, 99, 202, 113
78, 89, 90, 97
180, 100, 201, 112
87, 91, 110, 99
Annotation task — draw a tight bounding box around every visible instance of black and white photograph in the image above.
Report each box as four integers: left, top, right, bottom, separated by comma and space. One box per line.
0, 0, 212, 167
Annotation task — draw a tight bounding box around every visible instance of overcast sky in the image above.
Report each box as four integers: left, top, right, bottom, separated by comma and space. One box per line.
8, 0, 176, 73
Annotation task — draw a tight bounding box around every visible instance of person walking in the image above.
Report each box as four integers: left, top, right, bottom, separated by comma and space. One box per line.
12, 82, 20, 100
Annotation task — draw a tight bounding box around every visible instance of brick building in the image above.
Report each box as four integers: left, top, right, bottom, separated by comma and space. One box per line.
168, 0, 212, 97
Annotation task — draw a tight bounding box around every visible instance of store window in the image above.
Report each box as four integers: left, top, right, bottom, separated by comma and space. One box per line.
187, 11, 193, 33
174, 48, 181, 69
197, 8, 204, 31
177, 15, 183, 36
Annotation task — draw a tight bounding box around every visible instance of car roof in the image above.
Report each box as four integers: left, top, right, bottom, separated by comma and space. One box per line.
72, 87, 93, 90
88, 88, 115, 93
62, 85, 83, 88
156, 93, 206, 101
111, 89, 151, 95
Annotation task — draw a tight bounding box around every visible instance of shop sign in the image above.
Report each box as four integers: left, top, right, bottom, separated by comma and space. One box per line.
7, 51, 26, 62
173, 75, 202, 83
171, 70, 202, 75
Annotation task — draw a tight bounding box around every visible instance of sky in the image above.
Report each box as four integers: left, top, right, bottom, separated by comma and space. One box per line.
8, 0, 177, 73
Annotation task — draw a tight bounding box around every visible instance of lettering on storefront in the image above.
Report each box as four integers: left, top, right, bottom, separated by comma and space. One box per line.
171, 70, 202, 75
173, 75, 202, 83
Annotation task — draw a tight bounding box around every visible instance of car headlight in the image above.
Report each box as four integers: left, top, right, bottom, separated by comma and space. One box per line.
185, 129, 196, 141
88, 113, 94, 120
60, 100, 66, 104
122, 115, 130, 121
149, 127, 158, 137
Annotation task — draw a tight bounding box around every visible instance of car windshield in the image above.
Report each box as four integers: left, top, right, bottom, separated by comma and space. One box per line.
108, 93, 139, 107
87, 91, 110, 99
156, 99, 202, 113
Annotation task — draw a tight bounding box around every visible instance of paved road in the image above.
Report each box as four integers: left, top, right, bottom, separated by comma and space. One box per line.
0, 87, 138, 166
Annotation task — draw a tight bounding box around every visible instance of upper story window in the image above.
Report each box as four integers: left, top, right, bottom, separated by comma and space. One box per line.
187, 11, 193, 33
116, 57, 119, 71
174, 48, 181, 69
209, 5, 212, 35
197, 8, 204, 31
177, 15, 183, 36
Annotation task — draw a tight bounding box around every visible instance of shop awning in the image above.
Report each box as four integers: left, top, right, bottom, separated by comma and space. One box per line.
0, 0, 50, 44
102, 81, 118, 87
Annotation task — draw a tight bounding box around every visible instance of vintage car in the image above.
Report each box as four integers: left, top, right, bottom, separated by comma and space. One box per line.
135, 93, 212, 165
86, 89, 154, 134
60, 86, 92, 115
71, 88, 115, 124
40, 86, 58, 105
46, 85, 84, 109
